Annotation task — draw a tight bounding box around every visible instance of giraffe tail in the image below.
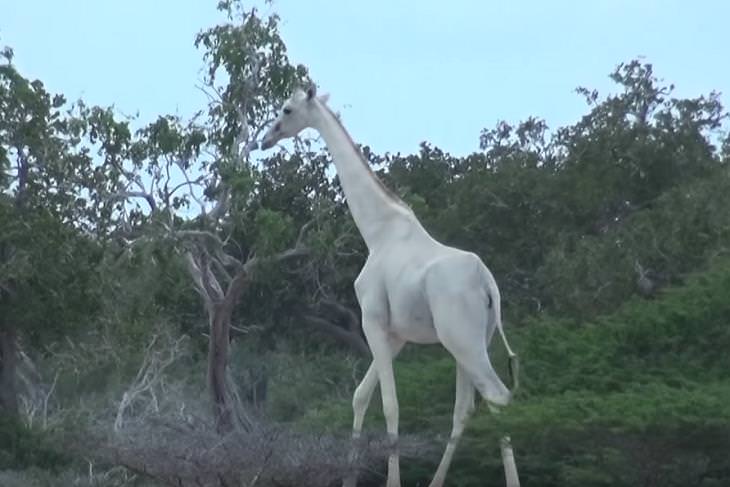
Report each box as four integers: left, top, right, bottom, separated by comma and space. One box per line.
488, 286, 520, 394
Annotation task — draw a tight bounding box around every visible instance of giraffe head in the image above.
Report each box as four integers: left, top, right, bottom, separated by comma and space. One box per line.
260, 85, 330, 150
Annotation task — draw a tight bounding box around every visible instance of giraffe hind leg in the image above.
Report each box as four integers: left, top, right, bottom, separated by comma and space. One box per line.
428, 364, 475, 487
430, 290, 511, 406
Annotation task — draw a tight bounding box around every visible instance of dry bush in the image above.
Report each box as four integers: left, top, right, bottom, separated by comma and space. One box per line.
0, 466, 151, 487
15, 324, 436, 486
72, 415, 433, 487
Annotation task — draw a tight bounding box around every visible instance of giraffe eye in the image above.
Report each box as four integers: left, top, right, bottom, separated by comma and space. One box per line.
283, 107, 292, 115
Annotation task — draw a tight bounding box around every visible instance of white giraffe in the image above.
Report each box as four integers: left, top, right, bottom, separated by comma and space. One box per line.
260, 86, 520, 487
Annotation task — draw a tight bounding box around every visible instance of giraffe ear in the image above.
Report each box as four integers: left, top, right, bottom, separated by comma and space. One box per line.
306, 84, 317, 100
318, 93, 330, 104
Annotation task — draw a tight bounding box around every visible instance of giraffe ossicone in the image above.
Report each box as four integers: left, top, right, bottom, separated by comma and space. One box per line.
260, 85, 521, 487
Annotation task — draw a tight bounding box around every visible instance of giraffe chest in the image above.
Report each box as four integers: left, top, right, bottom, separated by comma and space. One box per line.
357, 233, 444, 344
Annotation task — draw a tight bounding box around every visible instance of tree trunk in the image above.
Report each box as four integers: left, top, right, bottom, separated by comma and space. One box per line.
185, 238, 308, 434
208, 307, 233, 434
0, 324, 19, 417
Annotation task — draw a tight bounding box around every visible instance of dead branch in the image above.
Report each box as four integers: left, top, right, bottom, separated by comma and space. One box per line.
320, 298, 361, 334
176, 229, 232, 251
114, 331, 188, 433
300, 293, 368, 356
168, 174, 206, 201
110, 191, 156, 212
208, 187, 230, 224
17, 349, 61, 429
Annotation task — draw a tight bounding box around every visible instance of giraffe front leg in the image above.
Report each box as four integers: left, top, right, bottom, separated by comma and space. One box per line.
351, 338, 405, 438
342, 363, 377, 487
343, 337, 404, 487
361, 316, 401, 487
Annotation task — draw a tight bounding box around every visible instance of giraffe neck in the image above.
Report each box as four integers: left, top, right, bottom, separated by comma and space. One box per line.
312, 102, 416, 250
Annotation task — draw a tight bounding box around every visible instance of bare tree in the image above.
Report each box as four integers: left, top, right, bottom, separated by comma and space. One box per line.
183, 222, 312, 432
107, 3, 313, 432
16, 349, 58, 429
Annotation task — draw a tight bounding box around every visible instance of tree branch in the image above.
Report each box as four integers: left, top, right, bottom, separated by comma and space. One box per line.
320, 298, 361, 334
185, 252, 221, 312
173, 159, 207, 214
110, 190, 157, 212
114, 332, 187, 432
168, 175, 205, 201
303, 315, 369, 356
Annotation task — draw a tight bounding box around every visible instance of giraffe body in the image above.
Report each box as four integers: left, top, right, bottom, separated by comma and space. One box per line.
261, 86, 519, 487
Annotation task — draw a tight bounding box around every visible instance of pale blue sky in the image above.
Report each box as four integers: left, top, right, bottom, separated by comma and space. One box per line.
3, 1, 729, 156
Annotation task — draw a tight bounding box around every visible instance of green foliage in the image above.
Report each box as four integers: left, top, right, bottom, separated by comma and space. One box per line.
480, 259, 730, 486
194, 1, 310, 154
253, 208, 295, 254
0, 52, 129, 359
0, 416, 68, 471
523, 254, 730, 398
259, 347, 361, 422
0, 203, 104, 346
98, 237, 200, 345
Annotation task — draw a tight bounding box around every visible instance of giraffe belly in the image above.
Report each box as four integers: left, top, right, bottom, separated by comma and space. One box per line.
391, 320, 440, 344
388, 292, 440, 344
